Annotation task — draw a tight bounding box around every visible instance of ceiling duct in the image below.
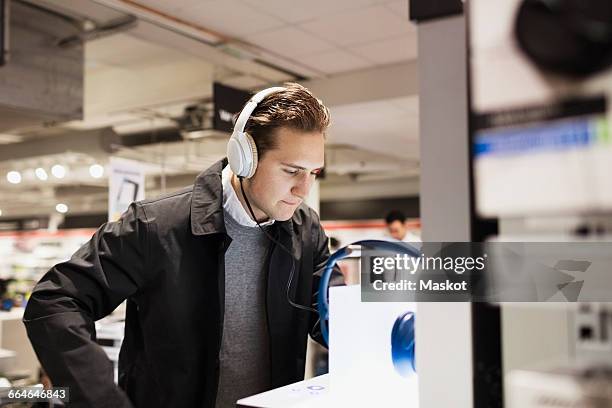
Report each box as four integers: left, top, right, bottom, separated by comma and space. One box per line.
118, 102, 228, 146
0, 0, 83, 132
56, 14, 136, 48
119, 126, 183, 147
0, 127, 119, 162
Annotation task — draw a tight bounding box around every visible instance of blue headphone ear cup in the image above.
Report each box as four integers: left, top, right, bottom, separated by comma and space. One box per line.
391, 311, 416, 377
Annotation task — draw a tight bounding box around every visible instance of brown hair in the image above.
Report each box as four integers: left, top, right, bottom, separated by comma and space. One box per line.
241, 82, 330, 159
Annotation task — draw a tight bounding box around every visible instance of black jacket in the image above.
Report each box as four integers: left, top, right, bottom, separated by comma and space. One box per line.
23, 159, 333, 408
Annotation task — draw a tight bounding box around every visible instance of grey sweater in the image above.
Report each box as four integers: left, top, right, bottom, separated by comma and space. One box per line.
215, 210, 271, 408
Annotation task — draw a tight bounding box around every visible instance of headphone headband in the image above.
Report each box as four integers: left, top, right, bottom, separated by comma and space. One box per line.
232, 86, 286, 137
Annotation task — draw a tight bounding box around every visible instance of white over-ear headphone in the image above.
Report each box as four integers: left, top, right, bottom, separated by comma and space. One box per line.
227, 86, 286, 178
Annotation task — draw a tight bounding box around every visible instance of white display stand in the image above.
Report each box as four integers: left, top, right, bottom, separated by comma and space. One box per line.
238, 285, 418, 407
237, 374, 329, 408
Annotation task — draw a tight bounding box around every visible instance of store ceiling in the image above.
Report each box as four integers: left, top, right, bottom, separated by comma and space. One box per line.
95, 0, 417, 77
0, 0, 420, 218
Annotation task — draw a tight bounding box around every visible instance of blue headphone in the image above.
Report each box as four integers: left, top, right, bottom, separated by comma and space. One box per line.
318, 239, 419, 377
391, 311, 416, 377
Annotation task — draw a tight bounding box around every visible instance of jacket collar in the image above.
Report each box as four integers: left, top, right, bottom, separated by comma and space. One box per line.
190, 158, 293, 236
190, 158, 225, 236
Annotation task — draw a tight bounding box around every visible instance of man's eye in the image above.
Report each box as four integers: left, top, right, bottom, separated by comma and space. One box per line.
284, 169, 299, 175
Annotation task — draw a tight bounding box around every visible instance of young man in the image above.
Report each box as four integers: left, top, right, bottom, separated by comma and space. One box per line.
23, 83, 336, 408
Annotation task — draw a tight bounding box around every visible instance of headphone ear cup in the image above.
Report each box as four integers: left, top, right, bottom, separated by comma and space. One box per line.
227, 131, 258, 178
391, 311, 416, 377
244, 132, 258, 178
227, 135, 247, 177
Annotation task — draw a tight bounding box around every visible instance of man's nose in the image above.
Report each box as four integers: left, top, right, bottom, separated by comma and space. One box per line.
291, 173, 313, 198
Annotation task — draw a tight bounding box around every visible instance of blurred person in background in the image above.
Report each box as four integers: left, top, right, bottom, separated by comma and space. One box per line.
385, 210, 421, 243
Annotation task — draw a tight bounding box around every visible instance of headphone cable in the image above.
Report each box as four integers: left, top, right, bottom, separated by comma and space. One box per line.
238, 177, 317, 314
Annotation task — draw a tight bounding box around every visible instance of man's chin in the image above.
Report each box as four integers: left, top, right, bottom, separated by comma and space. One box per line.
270, 208, 297, 222
272, 213, 293, 222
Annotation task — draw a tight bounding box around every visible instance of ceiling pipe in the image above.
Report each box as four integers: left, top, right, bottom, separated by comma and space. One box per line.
0, 127, 119, 163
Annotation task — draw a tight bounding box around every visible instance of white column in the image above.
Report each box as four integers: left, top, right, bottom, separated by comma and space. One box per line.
417, 14, 474, 408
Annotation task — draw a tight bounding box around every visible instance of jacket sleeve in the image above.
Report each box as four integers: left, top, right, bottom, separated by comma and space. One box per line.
308, 209, 344, 348
23, 203, 153, 408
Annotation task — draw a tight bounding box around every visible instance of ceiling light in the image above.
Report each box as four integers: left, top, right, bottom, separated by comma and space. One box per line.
51, 164, 66, 179
55, 203, 68, 214
6, 171, 21, 184
35, 167, 48, 181
89, 164, 104, 178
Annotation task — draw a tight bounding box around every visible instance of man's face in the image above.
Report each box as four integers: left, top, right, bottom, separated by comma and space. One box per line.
387, 220, 407, 241
245, 127, 325, 221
